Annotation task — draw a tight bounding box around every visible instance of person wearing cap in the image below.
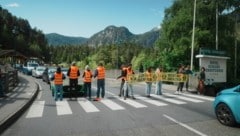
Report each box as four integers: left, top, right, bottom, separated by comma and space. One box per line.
94, 63, 106, 101
67, 61, 80, 98
51, 66, 66, 101
82, 65, 92, 100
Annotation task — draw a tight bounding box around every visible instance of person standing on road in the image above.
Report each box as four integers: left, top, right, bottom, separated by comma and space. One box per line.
67, 61, 80, 98
198, 67, 206, 95
82, 65, 93, 100
124, 64, 136, 100
117, 64, 127, 97
94, 63, 106, 101
145, 67, 153, 97
175, 65, 185, 94
155, 67, 163, 95
51, 67, 66, 101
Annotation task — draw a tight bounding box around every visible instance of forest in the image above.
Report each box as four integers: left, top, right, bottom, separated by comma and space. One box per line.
0, 0, 240, 83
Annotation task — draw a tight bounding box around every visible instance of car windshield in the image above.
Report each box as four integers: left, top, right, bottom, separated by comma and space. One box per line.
37, 67, 45, 71
29, 63, 39, 67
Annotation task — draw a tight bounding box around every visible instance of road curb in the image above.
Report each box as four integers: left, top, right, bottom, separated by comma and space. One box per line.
0, 78, 39, 134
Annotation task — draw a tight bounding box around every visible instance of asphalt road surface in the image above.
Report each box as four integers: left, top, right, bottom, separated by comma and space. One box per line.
2, 77, 240, 136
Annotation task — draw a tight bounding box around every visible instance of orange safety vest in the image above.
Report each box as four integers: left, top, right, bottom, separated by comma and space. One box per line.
156, 71, 162, 81
69, 66, 79, 79
96, 66, 105, 79
145, 71, 152, 82
54, 72, 63, 85
84, 70, 92, 82
126, 68, 134, 81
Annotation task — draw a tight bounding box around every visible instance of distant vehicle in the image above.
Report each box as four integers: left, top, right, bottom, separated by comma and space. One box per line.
61, 67, 68, 77
42, 67, 56, 84
22, 62, 39, 75
32, 66, 46, 78
213, 85, 240, 126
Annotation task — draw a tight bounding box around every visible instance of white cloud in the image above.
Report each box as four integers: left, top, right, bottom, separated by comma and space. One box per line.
6, 3, 20, 8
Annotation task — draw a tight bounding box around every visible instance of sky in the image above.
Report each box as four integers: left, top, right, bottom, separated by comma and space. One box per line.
1, 0, 174, 38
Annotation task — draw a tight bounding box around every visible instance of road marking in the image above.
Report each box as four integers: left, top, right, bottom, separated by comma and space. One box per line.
101, 99, 125, 110
78, 98, 100, 113
135, 95, 168, 106
26, 101, 45, 118
37, 91, 42, 100
181, 93, 214, 101
163, 114, 208, 136
116, 96, 147, 108
163, 93, 204, 103
56, 100, 73, 115
151, 94, 187, 104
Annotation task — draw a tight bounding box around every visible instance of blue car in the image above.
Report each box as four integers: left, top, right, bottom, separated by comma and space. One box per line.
213, 85, 240, 126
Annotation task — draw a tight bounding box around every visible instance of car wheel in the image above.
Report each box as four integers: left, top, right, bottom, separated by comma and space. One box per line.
216, 103, 236, 126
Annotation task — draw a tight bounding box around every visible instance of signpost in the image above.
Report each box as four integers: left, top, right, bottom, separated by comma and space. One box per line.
196, 48, 230, 84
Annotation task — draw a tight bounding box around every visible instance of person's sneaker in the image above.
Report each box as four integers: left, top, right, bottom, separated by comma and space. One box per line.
132, 96, 136, 99
94, 98, 100, 101
124, 96, 126, 100
174, 91, 179, 95
118, 94, 121, 97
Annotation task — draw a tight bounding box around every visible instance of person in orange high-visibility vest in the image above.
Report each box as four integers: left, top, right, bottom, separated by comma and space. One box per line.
155, 67, 163, 95
51, 67, 66, 101
123, 63, 136, 100
94, 63, 105, 101
82, 65, 92, 100
67, 61, 80, 98
145, 67, 153, 97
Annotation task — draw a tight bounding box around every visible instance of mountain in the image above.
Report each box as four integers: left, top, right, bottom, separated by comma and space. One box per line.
45, 33, 87, 46
45, 25, 160, 47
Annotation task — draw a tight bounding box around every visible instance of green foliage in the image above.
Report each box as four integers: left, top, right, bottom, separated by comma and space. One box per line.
0, 6, 48, 60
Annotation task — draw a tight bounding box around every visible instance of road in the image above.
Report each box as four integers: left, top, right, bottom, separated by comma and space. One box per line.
2, 77, 240, 136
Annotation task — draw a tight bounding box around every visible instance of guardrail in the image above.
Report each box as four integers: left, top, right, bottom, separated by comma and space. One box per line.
1, 70, 18, 94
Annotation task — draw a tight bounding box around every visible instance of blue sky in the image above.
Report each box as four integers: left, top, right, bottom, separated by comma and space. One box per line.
1, 0, 174, 38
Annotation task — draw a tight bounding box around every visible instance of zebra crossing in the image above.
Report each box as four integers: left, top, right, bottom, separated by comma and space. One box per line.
25, 92, 214, 119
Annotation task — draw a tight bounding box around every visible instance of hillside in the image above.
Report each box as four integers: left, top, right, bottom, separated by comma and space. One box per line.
45, 33, 88, 46
45, 25, 160, 47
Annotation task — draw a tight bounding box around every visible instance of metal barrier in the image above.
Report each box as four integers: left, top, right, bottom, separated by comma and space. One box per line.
1, 70, 18, 94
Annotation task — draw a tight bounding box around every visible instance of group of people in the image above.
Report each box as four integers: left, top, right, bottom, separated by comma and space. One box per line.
51, 61, 206, 101
51, 62, 105, 101
175, 64, 206, 95
117, 64, 164, 100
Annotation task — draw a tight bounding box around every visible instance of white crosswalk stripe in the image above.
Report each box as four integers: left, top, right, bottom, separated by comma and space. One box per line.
115, 96, 147, 108
135, 96, 168, 106
25, 92, 213, 118
163, 93, 204, 103
56, 100, 73, 115
151, 94, 187, 104
26, 101, 45, 118
101, 99, 125, 110
78, 98, 100, 113
181, 93, 214, 101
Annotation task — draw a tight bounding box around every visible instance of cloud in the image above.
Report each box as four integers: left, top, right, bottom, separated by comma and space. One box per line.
6, 3, 20, 8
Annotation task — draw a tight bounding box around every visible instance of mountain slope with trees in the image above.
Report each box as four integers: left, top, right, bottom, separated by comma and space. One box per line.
45, 25, 160, 47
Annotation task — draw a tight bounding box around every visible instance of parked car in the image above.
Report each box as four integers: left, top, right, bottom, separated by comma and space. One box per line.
22, 62, 39, 75
213, 85, 240, 126
32, 66, 46, 78
42, 67, 56, 84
